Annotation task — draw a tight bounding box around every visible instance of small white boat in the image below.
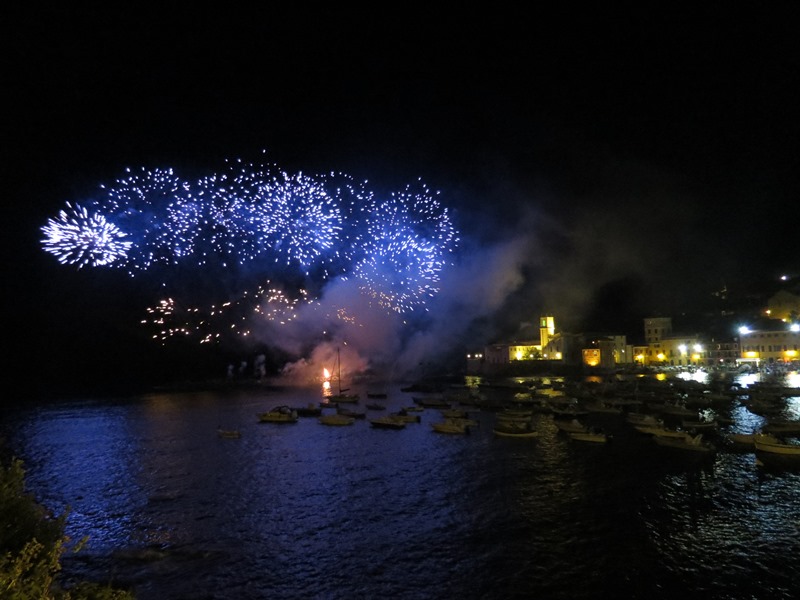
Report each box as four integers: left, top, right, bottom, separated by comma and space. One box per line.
258, 406, 299, 423
634, 425, 688, 438
753, 434, 800, 456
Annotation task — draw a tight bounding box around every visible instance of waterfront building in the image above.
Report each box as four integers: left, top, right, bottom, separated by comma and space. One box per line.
474, 316, 631, 373
737, 323, 800, 368
706, 339, 740, 367
641, 317, 708, 367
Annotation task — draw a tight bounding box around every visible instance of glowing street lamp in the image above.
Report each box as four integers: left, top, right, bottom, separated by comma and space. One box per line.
737, 326, 751, 359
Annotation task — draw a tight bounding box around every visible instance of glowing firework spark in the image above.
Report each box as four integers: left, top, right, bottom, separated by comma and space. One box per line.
353, 179, 458, 313
100, 166, 192, 272
43, 157, 461, 346
41, 202, 133, 267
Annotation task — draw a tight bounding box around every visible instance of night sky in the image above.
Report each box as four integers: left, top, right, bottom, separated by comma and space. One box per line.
6, 5, 799, 393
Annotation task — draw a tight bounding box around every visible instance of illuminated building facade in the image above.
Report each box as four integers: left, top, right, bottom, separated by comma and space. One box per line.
475, 316, 631, 372
641, 317, 708, 366
705, 340, 740, 367
738, 326, 800, 367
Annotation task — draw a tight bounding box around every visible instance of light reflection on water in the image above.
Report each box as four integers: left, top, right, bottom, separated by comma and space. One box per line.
2, 374, 800, 599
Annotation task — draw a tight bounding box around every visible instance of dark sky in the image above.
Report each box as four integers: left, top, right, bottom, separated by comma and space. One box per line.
6, 5, 799, 390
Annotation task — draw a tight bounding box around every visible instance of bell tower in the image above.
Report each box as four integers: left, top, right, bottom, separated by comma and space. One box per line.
539, 315, 555, 349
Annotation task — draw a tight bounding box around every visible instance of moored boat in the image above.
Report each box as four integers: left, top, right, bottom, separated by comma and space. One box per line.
319, 413, 356, 426
753, 434, 800, 456
728, 432, 756, 448
293, 403, 322, 417
431, 419, 471, 434
654, 433, 716, 453
386, 408, 421, 423
258, 406, 299, 423
633, 424, 688, 438
326, 347, 359, 403
440, 408, 470, 419
328, 392, 360, 403
555, 419, 589, 433
217, 428, 241, 438
492, 421, 539, 438
681, 418, 719, 432
626, 412, 662, 426
336, 406, 366, 419
369, 416, 407, 429
569, 428, 610, 443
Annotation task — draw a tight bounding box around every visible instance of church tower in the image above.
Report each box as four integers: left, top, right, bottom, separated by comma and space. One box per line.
539, 315, 555, 349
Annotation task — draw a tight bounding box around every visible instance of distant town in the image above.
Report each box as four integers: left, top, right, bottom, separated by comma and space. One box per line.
468, 275, 800, 376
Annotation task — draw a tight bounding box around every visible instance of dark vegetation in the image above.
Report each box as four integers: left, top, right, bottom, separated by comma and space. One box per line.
0, 455, 135, 599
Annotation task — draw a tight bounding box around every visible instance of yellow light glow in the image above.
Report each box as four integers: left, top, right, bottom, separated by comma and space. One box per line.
691, 354, 701, 361
583, 349, 600, 367
515, 350, 523, 360
555, 352, 562, 360
745, 351, 758, 358
786, 350, 797, 358
657, 353, 665, 361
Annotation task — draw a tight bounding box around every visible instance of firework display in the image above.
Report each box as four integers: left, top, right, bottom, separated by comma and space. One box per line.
42, 157, 460, 344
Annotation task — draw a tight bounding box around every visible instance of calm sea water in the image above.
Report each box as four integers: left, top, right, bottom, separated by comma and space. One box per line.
3, 372, 800, 600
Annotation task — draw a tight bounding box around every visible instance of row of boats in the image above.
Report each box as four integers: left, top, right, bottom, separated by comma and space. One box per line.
239, 375, 800, 463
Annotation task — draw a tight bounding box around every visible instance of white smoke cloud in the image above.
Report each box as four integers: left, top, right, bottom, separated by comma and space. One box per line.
265, 228, 536, 384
